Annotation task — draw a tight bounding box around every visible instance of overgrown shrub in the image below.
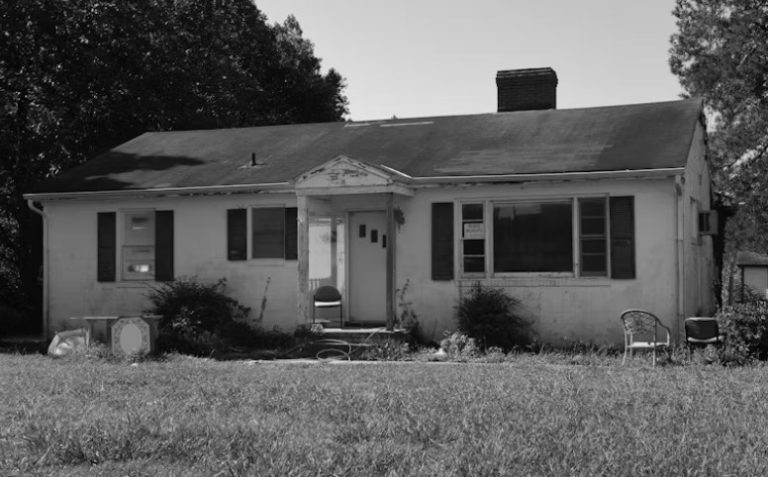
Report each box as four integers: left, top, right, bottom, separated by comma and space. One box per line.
456, 282, 530, 351
717, 293, 768, 365
148, 277, 266, 355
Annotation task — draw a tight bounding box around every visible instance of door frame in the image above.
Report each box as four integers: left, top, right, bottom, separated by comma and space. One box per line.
345, 208, 388, 325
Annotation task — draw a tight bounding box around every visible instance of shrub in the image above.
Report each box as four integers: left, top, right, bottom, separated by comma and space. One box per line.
456, 282, 530, 351
148, 277, 258, 355
717, 293, 768, 365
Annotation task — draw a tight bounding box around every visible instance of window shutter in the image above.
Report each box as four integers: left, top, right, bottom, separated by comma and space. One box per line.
155, 210, 174, 281
432, 202, 454, 280
227, 209, 247, 261
610, 196, 635, 279
97, 212, 116, 282
284, 207, 298, 260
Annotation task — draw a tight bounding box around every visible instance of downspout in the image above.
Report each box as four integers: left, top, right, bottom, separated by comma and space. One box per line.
674, 176, 685, 343
26, 200, 48, 339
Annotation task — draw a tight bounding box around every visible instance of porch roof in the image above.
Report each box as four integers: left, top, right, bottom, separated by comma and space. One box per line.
31, 98, 703, 195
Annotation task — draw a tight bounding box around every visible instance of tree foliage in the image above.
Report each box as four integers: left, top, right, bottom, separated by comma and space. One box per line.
0, 0, 347, 330
670, 0, 768, 252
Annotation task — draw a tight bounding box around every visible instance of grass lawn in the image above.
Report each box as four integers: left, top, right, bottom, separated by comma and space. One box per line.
2, 353, 768, 476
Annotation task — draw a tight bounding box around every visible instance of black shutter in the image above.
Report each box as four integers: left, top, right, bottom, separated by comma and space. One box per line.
227, 209, 247, 261
155, 210, 174, 281
432, 202, 454, 280
284, 207, 298, 260
610, 196, 635, 279
97, 212, 116, 282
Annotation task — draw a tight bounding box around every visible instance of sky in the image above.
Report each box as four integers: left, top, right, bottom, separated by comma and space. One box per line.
256, 0, 684, 122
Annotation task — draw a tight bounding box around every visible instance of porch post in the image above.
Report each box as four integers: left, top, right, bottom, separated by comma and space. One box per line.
386, 193, 395, 330
297, 194, 311, 325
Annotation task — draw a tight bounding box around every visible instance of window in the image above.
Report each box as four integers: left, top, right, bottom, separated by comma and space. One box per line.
451, 196, 634, 279
97, 210, 174, 282
123, 211, 155, 280
493, 201, 572, 273
579, 198, 607, 276
227, 207, 297, 261
461, 203, 485, 273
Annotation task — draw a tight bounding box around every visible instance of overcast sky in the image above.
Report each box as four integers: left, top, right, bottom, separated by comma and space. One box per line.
256, 0, 684, 121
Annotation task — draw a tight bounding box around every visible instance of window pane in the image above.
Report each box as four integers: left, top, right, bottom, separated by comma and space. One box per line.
252, 208, 285, 258
463, 239, 484, 255
580, 238, 605, 254
462, 204, 483, 221
581, 254, 607, 275
124, 212, 154, 246
464, 256, 485, 273
581, 217, 605, 236
493, 202, 573, 272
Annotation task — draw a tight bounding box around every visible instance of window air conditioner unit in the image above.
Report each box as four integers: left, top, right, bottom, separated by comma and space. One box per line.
698, 210, 718, 235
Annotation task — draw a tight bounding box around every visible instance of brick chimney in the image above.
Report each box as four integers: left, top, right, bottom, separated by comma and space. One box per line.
496, 67, 558, 112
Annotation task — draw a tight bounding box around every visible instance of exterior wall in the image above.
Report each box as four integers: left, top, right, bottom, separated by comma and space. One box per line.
742, 267, 768, 298
394, 178, 680, 346
43, 169, 709, 347
44, 193, 299, 337
680, 121, 716, 330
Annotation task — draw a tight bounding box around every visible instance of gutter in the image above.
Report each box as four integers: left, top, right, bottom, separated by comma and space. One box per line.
26, 200, 49, 339
23, 168, 685, 201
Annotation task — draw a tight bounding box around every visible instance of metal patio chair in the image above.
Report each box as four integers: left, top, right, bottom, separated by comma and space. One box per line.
684, 317, 724, 350
312, 286, 343, 328
620, 309, 671, 366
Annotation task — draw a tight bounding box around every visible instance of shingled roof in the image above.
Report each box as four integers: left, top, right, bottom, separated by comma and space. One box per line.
32, 98, 703, 194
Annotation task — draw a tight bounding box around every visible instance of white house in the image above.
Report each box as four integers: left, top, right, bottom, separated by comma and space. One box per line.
25, 68, 715, 345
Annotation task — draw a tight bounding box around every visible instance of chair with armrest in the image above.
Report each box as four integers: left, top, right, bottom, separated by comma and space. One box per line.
620, 309, 671, 366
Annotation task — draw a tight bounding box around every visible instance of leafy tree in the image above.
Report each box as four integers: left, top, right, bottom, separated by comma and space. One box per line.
669, 0, 768, 254
0, 0, 347, 332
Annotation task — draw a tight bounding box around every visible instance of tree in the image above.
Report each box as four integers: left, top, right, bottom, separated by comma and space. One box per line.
0, 0, 347, 332
670, 0, 768, 254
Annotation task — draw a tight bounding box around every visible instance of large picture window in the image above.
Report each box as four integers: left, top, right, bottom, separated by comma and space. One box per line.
450, 196, 634, 278
493, 201, 573, 273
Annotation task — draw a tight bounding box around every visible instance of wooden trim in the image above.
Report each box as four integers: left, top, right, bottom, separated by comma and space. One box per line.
386, 193, 395, 330
297, 196, 310, 325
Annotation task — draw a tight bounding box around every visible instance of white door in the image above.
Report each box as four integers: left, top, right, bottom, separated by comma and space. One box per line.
348, 211, 387, 323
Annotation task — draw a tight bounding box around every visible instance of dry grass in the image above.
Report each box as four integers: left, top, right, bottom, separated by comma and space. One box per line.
2, 353, 768, 476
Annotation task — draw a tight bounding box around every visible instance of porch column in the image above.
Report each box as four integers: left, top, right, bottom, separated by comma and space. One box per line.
297, 194, 311, 325
386, 193, 395, 330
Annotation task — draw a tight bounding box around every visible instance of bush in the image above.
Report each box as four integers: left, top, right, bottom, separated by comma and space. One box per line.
456, 282, 530, 351
717, 293, 768, 365
148, 277, 259, 355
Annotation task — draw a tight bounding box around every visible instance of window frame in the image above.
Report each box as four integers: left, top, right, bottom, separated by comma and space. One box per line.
229, 205, 298, 262
456, 195, 627, 279
490, 198, 575, 277
120, 209, 156, 282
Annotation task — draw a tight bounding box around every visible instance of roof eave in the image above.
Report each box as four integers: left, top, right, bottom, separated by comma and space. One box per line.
24, 168, 685, 201
411, 167, 685, 184
23, 182, 292, 201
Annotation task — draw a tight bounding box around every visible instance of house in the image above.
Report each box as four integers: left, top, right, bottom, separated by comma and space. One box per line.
24, 67, 715, 345
735, 251, 768, 300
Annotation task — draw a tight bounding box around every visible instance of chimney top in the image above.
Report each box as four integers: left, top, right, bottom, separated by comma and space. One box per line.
496, 67, 558, 112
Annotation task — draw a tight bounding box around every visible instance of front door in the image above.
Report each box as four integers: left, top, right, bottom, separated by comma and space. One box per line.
348, 211, 387, 324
